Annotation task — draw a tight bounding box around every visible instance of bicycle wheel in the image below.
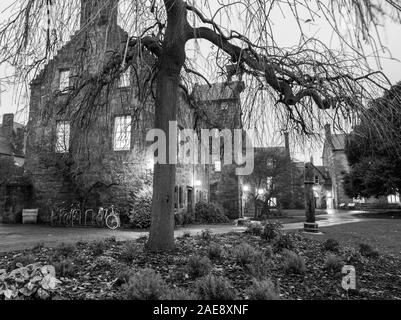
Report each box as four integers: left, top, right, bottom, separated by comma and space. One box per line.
105, 214, 120, 230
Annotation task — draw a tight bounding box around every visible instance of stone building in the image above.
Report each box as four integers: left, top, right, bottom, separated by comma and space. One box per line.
322, 124, 400, 209
0, 113, 25, 166
0, 113, 30, 223
322, 125, 353, 208
23, 0, 245, 222
240, 134, 308, 217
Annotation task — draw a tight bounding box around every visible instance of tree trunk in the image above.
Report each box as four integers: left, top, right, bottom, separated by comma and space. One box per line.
147, 65, 179, 252
147, 0, 188, 251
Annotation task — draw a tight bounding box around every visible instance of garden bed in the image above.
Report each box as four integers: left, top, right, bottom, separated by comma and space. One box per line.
1, 229, 400, 300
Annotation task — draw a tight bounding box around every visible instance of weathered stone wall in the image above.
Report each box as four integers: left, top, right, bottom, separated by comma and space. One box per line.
193, 81, 244, 219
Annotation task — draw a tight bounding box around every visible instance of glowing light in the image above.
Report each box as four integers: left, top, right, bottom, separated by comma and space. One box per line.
258, 189, 265, 195
146, 159, 155, 170
243, 185, 250, 192
195, 180, 202, 187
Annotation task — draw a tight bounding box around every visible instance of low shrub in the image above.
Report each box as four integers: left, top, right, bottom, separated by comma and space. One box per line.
32, 243, 45, 252
342, 247, 364, 265
175, 212, 194, 227
246, 279, 280, 300
195, 275, 236, 300
264, 246, 274, 260
120, 269, 168, 300
260, 221, 283, 242
93, 256, 116, 271
233, 244, 258, 266
359, 243, 379, 259
129, 187, 152, 229
182, 231, 191, 238
322, 239, 340, 253
200, 229, 212, 242
0, 264, 61, 300
53, 259, 75, 277
90, 240, 106, 256
195, 202, 230, 224
282, 250, 306, 275
273, 233, 294, 252
9, 254, 36, 270
120, 241, 138, 263
324, 254, 344, 274
245, 223, 263, 236
114, 267, 136, 287
55, 243, 76, 258
187, 256, 212, 278
207, 243, 225, 260
245, 252, 270, 280
105, 236, 117, 244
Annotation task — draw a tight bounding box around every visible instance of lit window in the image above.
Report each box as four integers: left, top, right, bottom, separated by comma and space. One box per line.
118, 67, 131, 88
56, 121, 70, 153
266, 158, 274, 168
221, 102, 229, 110
215, 161, 222, 172
269, 198, 277, 207
113, 116, 132, 151
388, 194, 400, 204
59, 70, 70, 91
267, 177, 273, 189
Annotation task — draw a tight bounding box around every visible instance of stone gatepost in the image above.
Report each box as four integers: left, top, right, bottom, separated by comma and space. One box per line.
304, 162, 319, 233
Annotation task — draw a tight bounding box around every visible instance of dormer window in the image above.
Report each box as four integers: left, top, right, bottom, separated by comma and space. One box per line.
221, 102, 229, 110
118, 67, 131, 88
215, 161, 222, 172
59, 69, 70, 91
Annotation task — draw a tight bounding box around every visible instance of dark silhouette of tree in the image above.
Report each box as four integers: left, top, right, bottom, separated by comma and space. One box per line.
345, 82, 401, 199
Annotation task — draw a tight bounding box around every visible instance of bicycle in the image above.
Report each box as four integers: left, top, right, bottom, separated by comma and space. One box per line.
104, 205, 121, 230
61, 203, 81, 227
50, 202, 67, 227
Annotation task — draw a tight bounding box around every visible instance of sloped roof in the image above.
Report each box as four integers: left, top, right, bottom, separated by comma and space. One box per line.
192, 81, 245, 102
331, 134, 347, 150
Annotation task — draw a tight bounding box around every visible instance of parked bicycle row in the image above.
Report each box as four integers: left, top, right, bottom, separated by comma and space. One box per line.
50, 203, 121, 230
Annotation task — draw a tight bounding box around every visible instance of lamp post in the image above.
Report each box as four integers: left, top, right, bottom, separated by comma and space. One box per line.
304, 162, 319, 233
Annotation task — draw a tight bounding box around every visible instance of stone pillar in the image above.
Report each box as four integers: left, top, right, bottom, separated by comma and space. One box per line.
304, 162, 319, 232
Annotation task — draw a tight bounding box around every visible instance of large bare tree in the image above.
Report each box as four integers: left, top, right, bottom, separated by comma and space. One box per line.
1, 0, 401, 251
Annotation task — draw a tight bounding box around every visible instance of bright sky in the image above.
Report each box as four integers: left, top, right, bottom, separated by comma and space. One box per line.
0, 0, 400, 165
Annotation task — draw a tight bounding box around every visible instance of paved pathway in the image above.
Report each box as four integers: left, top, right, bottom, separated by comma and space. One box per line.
283, 210, 370, 230
0, 211, 371, 252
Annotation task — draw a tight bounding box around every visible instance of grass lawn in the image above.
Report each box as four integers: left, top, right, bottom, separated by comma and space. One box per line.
300, 219, 401, 258
264, 209, 328, 224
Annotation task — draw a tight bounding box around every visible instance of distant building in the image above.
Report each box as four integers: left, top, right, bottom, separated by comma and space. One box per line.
240, 133, 307, 217
0, 113, 25, 166
0, 113, 30, 223
322, 124, 400, 209
5, 0, 247, 223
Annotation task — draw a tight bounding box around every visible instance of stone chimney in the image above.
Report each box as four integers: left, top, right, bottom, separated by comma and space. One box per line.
80, 0, 118, 28
284, 131, 290, 158
324, 124, 333, 149
2, 113, 14, 139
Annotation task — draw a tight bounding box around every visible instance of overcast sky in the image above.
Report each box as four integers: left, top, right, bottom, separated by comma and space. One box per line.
0, 1, 400, 164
